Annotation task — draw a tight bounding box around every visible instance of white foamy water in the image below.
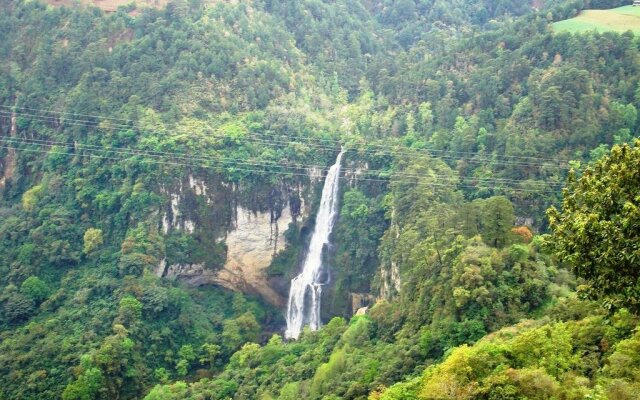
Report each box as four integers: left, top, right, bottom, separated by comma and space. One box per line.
285, 151, 344, 339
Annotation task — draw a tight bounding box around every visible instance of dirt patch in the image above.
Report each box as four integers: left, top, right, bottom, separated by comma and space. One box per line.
108, 28, 134, 50
44, 0, 169, 13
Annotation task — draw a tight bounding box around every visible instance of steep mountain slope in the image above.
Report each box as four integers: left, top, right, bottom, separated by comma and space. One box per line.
1, 0, 639, 399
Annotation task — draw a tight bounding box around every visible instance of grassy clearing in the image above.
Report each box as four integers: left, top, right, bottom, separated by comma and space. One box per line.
553, 5, 640, 34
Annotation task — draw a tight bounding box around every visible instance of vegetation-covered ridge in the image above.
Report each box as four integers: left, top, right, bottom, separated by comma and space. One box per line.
1, 0, 640, 399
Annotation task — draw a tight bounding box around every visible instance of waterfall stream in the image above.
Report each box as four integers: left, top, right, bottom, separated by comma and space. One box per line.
285, 150, 344, 339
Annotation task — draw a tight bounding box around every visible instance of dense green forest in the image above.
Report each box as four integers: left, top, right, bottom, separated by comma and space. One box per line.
1, 0, 640, 399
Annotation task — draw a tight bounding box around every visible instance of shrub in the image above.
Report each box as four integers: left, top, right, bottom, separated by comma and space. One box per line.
4, 292, 35, 322
20, 276, 50, 304
83, 228, 104, 255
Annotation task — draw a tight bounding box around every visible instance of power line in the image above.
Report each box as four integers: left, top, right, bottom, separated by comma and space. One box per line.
0, 111, 568, 174
0, 139, 561, 193
5, 107, 571, 167
0, 142, 557, 194
0, 136, 562, 186
0, 108, 570, 170
3, 105, 550, 159
0, 106, 573, 167
0, 136, 564, 188
0, 105, 141, 124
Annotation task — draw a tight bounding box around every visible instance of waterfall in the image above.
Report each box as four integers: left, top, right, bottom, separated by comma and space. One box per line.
285, 150, 344, 339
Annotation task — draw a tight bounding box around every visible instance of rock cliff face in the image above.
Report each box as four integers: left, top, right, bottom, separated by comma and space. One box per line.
155, 174, 308, 307
157, 205, 298, 306
350, 292, 375, 315
379, 261, 401, 299
0, 112, 17, 190
379, 212, 401, 300
219, 206, 293, 306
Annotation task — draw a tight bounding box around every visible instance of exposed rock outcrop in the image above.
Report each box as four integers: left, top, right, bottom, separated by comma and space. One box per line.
355, 306, 368, 316
350, 292, 375, 315
0, 112, 17, 191
379, 211, 401, 299
155, 174, 307, 307
379, 261, 401, 299
156, 205, 298, 306
217, 205, 295, 306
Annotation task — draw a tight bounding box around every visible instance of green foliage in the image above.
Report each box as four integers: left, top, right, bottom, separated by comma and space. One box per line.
510, 323, 575, 377
3, 292, 35, 322
330, 188, 387, 314
309, 348, 347, 397
20, 276, 49, 304
22, 185, 43, 212
142, 285, 169, 314
221, 312, 261, 354
83, 228, 104, 255
374, 377, 421, 400
144, 381, 188, 400
118, 296, 143, 327
603, 329, 640, 380
199, 343, 221, 368
61, 368, 104, 400
119, 225, 165, 277
154, 368, 170, 384
335, 189, 386, 291
175, 345, 196, 376
376, 314, 638, 400
478, 196, 516, 248
379, 178, 563, 348
548, 140, 640, 312
174, 359, 189, 377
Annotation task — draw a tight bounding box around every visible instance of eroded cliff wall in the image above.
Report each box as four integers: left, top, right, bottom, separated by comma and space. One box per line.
154, 174, 310, 306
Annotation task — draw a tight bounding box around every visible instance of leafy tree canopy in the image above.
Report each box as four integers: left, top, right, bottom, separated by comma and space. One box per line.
548, 139, 640, 312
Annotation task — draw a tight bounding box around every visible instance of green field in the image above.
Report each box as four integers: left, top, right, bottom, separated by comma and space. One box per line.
553, 5, 640, 33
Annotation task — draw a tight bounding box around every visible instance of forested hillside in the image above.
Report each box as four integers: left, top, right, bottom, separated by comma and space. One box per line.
1, 0, 639, 399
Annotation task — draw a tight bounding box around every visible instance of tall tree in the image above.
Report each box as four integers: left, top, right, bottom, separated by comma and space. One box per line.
548, 140, 640, 312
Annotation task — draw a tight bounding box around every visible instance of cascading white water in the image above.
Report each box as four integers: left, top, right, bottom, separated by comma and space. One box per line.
285, 150, 344, 339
